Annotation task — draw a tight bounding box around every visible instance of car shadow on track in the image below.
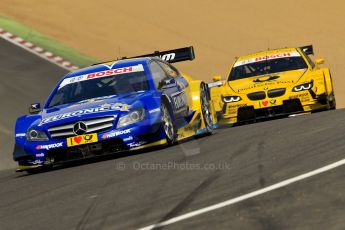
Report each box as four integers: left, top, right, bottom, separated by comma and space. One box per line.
15, 144, 173, 177
15, 133, 215, 177
217, 111, 319, 130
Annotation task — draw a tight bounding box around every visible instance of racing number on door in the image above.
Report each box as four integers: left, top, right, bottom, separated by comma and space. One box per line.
172, 92, 187, 111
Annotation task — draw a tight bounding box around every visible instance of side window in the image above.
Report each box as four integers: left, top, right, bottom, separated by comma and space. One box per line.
157, 61, 179, 78
150, 61, 167, 89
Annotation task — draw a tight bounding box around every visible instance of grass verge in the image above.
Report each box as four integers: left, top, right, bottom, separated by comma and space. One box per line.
0, 15, 98, 67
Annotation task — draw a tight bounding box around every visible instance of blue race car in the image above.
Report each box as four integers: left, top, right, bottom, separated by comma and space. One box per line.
13, 47, 217, 172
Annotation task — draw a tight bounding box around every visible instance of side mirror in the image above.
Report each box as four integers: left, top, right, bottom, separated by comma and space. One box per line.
213, 75, 222, 82
29, 103, 41, 114
315, 59, 325, 65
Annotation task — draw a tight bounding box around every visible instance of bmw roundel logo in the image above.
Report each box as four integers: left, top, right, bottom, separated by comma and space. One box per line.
73, 122, 87, 135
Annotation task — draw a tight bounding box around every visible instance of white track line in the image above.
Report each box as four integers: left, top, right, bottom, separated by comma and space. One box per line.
0, 28, 78, 71
138, 158, 345, 230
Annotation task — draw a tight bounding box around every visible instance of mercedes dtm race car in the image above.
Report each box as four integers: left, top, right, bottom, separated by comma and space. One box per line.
14, 47, 217, 172
209, 45, 336, 125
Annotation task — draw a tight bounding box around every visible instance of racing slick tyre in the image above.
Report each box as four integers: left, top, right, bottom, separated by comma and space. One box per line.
200, 84, 213, 134
329, 94, 336, 110
161, 103, 176, 145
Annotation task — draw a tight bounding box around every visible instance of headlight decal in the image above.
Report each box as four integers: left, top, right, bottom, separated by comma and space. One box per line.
26, 128, 49, 141
116, 108, 146, 128
223, 96, 242, 103
293, 82, 313, 92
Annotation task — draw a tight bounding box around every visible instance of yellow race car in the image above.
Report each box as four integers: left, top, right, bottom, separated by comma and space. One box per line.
209, 45, 336, 125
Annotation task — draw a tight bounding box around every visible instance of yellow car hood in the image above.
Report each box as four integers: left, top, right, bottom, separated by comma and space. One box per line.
228, 69, 307, 94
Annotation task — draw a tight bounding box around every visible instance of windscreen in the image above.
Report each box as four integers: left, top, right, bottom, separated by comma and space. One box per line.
48, 67, 148, 107
229, 51, 308, 81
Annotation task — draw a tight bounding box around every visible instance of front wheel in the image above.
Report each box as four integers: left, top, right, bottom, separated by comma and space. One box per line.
161, 103, 176, 144
200, 84, 213, 134
329, 93, 336, 110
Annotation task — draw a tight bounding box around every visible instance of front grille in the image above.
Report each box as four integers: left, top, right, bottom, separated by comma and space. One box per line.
268, 88, 286, 98
283, 99, 303, 113
237, 106, 255, 121
48, 116, 115, 139
247, 91, 266, 101
46, 138, 128, 163
237, 99, 303, 122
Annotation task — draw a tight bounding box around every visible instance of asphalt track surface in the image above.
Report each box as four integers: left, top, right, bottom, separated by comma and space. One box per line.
0, 38, 67, 169
0, 38, 345, 230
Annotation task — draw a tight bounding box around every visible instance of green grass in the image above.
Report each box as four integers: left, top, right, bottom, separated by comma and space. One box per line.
0, 15, 98, 67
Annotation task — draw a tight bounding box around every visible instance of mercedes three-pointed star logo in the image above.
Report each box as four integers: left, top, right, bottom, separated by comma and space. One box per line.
73, 121, 87, 135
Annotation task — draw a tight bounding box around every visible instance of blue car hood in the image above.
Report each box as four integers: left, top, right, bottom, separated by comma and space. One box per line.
37, 93, 150, 128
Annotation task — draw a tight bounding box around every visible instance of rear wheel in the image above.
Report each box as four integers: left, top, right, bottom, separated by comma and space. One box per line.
200, 84, 213, 134
161, 103, 175, 144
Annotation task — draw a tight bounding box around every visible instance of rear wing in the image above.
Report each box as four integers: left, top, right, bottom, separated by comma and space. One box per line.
299, 45, 314, 55
133, 46, 195, 63
93, 46, 195, 65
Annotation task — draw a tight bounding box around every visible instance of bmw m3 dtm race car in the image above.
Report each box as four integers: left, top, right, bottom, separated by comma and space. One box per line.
209, 45, 336, 125
13, 47, 217, 172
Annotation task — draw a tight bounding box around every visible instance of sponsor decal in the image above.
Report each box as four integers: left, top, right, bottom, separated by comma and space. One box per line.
58, 64, 144, 89
36, 142, 63, 150
172, 92, 187, 110
129, 141, 147, 148
39, 103, 126, 125
227, 103, 247, 114
228, 103, 247, 109
102, 128, 132, 139
289, 92, 309, 99
270, 99, 277, 105
67, 133, 98, 147
101, 103, 112, 108
290, 92, 310, 102
160, 53, 176, 61
237, 81, 294, 93
101, 103, 129, 111
35, 153, 45, 157
15, 133, 26, 137
123, 136, 134, 142
253, 76, 280, 83
68, 95, 120, 108
234, 51, 301, 67
262, 101, 269, 107
29, 160, 44, 165
149, 108, 160, 114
